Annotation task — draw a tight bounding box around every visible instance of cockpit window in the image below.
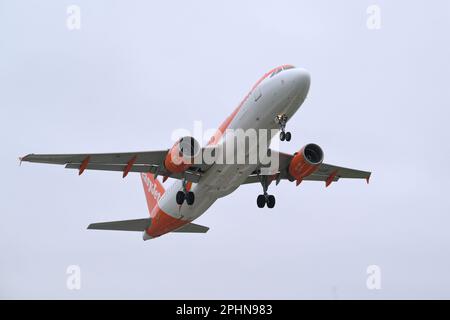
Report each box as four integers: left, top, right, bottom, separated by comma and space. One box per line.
270, 65, 295, 78
270, 68, 283, 78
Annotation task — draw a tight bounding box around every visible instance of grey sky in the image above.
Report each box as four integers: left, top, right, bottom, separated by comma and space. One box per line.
1, 0, 450, 299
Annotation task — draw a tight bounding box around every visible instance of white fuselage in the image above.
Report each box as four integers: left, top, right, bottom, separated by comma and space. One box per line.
159, 68, 311, 222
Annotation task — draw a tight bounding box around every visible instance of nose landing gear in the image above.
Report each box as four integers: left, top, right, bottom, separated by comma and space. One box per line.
276, 114, 291, 141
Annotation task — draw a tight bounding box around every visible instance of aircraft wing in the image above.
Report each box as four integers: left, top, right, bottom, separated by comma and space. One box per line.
21, 149, 370, 186
20, 150, 205, 183
244, 150, 371, 186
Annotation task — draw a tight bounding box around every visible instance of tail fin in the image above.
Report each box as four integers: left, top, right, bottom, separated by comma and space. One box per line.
140, 173, 165, 215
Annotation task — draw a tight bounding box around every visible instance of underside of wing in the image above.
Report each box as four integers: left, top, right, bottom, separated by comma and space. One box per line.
21, 151, 164, 166
312, 163, 371, 182
20, 150, 205, 183
244, 149, 371, 187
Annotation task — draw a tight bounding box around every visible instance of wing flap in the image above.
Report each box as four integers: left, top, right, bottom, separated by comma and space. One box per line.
242, 172, 340, 185
65, 163, 158, 173
64, 163, 201, 183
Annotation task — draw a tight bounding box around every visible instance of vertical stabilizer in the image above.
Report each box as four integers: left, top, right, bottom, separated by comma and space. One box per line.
140, 173, 165, 215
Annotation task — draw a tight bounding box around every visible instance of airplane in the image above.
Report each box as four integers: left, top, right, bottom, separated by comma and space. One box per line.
20, 65, 371, 240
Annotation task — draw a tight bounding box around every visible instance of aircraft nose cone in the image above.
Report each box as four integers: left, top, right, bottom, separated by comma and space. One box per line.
295, 68, 310, 90
288, 68, 310, 99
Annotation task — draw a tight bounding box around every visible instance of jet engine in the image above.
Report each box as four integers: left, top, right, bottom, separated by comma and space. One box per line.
288, 143, 324, 183
164, 136, 200, 173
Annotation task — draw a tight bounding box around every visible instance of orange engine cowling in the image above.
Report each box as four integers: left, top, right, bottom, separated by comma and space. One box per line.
164, 136, 200, 174
288, 143, 324, 184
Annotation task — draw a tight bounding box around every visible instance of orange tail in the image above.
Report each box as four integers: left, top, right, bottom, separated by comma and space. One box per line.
140, 173, 165, 216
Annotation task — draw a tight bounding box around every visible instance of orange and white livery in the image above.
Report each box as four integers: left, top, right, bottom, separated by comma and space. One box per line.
21, 65, 370, 240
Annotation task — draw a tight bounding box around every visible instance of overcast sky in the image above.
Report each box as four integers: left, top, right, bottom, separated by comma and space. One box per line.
1, 0, 450, 299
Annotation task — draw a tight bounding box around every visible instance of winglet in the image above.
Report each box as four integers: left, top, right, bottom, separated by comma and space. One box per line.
78, 156, 90, 175
366, 173, 371, 184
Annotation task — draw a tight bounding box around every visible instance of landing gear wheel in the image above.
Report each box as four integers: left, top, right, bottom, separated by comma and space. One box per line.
186, 191, 195, 205
284, 132, 291, 142
257, 172, 277, 209
257, 194, 266, 208
267, 195, 276, 208
176, 191, 185, 205
276, 114, 289, 141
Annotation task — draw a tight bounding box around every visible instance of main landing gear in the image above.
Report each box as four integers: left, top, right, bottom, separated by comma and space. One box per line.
276, 114, 291, 142
176, 179, 195, 206
257, 194, 275, 209
176, 191, 195, 205
256, 173, 276, 209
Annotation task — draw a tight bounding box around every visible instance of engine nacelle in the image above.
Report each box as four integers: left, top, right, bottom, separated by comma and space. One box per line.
164, 136, 200, 174
288, 143, 324, 183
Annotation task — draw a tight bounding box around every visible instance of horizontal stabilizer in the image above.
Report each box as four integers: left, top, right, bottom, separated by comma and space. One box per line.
87, 218, 150, 231
173, 222, 209, 233
88, 218, 208, 234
